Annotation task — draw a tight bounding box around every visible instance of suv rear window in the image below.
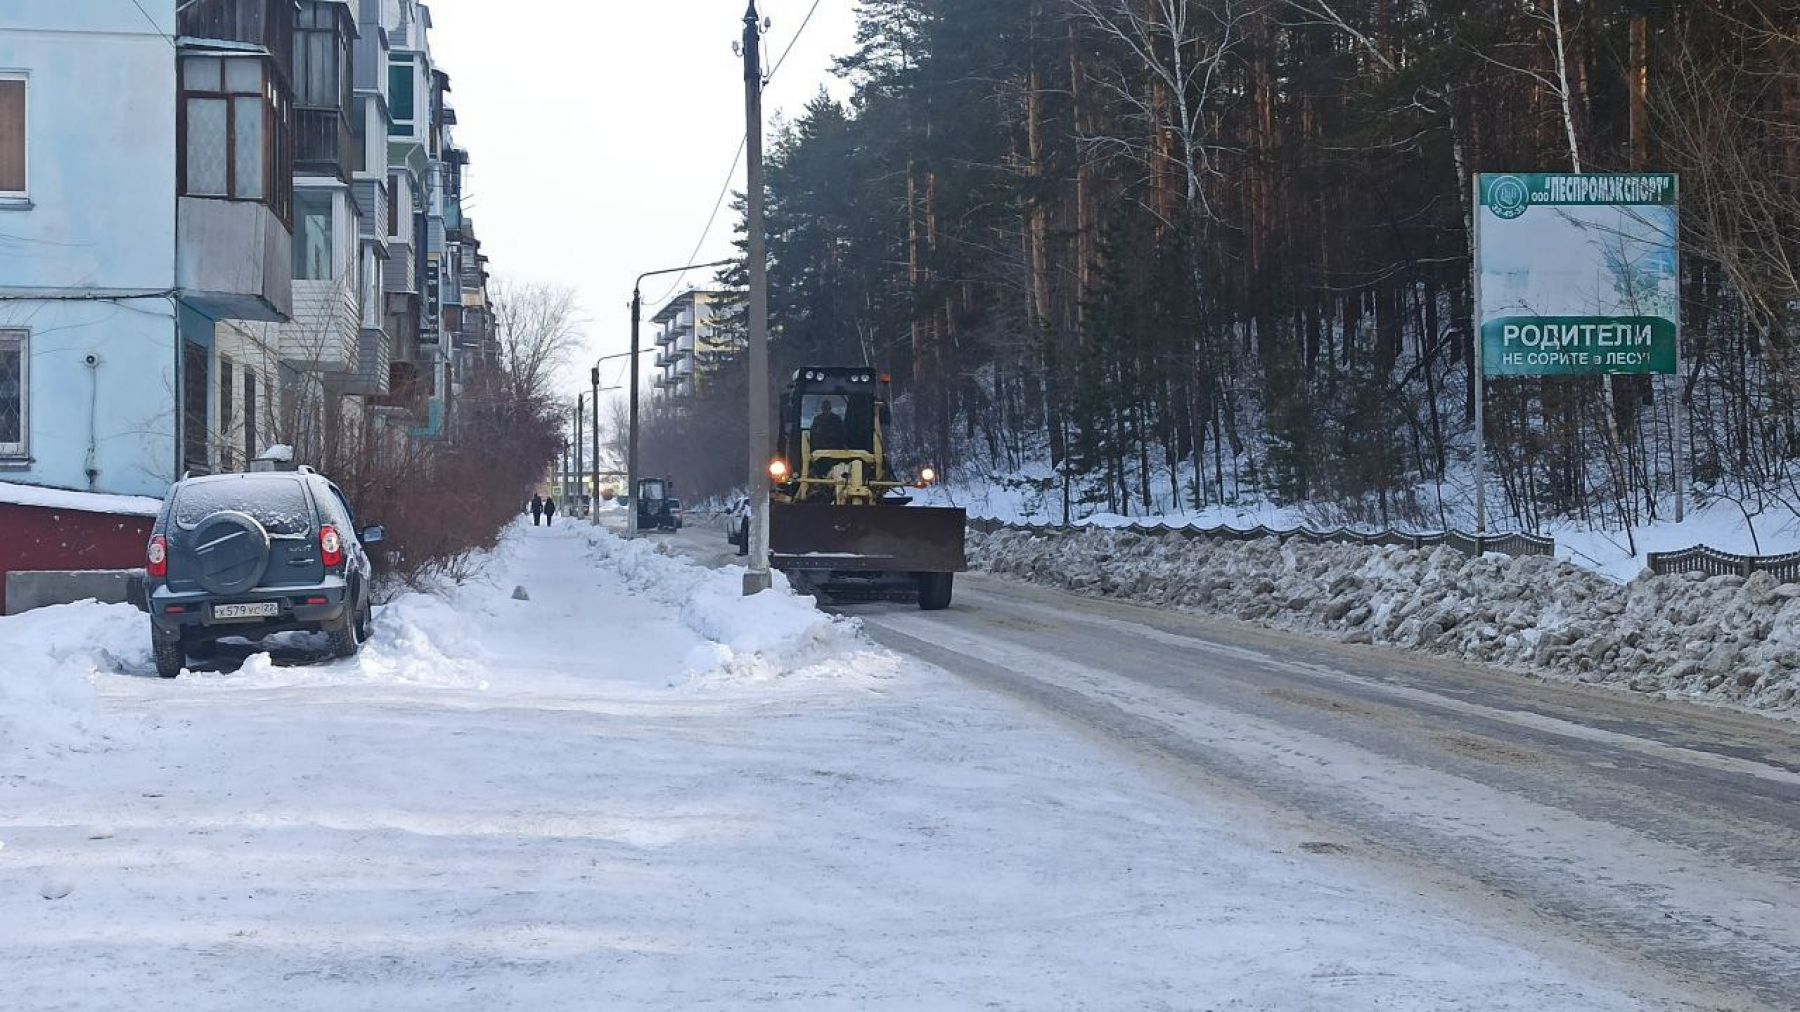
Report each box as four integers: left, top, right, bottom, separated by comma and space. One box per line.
172, 477, 314, 536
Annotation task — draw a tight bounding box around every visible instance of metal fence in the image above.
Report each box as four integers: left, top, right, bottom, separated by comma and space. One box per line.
967, 517, 1557, 560
1646, 546, 1800, 582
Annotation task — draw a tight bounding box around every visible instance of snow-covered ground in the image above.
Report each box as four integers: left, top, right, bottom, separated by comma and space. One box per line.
0, 522, 1684, 1009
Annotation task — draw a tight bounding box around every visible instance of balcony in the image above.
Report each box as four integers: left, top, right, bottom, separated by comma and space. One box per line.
178, 0, 296, 85
340, 327, 391, 396
296, 107, 353, 181
352, 178, 390, 257
277, 278, 360, 372
177, 197, 293, 322
384, 240, 417, 295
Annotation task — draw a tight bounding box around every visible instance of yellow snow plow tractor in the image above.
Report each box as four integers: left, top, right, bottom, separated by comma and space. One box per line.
764, 367, 965, 610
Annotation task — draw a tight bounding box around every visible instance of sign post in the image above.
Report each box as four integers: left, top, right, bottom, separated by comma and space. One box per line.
1472, 172, 1680, 530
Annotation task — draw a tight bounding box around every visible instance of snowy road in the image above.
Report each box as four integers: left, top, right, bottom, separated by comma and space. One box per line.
3, 518, 1792, 1009
659, 516, 1800, 1010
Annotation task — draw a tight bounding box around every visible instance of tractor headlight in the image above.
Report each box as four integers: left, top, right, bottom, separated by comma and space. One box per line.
919, 467, 937, 485
769, 459, 790, 481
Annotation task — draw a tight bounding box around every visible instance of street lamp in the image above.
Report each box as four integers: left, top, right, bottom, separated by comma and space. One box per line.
585, 359, 626, 526
620, 259, 733, 536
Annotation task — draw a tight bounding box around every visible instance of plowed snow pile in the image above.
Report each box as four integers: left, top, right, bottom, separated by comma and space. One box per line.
0, 602, 146, 757
971, 528, 1800, 716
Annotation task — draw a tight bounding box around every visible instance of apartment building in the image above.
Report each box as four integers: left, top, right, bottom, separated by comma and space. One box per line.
0, 0, 293, 498
0, 0, 492, 499
652, 290, 732, 401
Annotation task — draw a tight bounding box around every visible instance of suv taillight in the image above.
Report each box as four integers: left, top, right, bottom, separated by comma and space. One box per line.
320, 526, 344, 569
146, 535, 168, 579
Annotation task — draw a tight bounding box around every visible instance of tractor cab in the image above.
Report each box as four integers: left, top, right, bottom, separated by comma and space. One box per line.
774, 367, 909, 506
636, 476, 679, 531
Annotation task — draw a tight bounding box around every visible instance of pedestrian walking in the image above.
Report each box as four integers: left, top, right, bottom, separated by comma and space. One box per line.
543, 496, 557, 527
530, 494, 544, 527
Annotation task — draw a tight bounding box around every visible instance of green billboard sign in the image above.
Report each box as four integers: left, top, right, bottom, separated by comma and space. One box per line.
1476, 173, 1679, 377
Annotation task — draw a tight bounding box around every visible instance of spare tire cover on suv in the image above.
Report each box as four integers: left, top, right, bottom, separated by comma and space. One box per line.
190, 510, 273, 595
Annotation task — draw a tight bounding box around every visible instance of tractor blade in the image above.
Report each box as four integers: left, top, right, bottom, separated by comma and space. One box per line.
770, 502, 967, 573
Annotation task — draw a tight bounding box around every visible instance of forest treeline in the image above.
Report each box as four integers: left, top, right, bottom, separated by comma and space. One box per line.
655, 0, 1798, 531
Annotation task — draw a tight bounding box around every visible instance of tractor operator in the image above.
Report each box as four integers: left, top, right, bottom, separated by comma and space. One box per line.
811, 398, 848, 452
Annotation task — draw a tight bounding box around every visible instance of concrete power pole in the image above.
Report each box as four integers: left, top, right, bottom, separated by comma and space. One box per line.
627, 288, 643, 536
590, 366, 601, 525
742, 0, 773, 595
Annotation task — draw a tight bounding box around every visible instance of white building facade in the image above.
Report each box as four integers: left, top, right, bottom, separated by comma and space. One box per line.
0, 2, 190, 497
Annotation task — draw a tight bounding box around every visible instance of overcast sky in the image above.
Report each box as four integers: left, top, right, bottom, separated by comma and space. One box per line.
424, 0, 859, 398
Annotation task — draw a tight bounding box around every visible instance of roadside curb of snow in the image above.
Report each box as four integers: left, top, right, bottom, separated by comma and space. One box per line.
0, 601, 149, 759
969, 529, 1800, 718
577, 528, 891, 686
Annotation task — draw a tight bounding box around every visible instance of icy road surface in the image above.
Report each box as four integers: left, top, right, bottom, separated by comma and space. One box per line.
0, 521, 1779, 1009
659, 516, 1800, 1010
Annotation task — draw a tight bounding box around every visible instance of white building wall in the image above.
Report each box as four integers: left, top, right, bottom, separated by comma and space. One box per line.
0, 2, 181, 497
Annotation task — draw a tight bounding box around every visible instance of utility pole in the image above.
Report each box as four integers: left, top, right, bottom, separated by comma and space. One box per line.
742, 0, 773, 595
619, 262, 732, 537
575, 393, 585, 517
627, 287, 643, 535
590, 366, 602, 525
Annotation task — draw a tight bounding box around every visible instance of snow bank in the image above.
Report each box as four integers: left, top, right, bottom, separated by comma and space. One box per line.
972, 528, 1800, 717
0, 601, 147, 756
178, 589, 493, 692
578, 526, 881, 685
0, 480, 163, 517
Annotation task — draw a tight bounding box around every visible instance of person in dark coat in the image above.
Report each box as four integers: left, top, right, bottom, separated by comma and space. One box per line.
543, 496, 557, 526
531, 494, 544, 526
810, 399, 848, 452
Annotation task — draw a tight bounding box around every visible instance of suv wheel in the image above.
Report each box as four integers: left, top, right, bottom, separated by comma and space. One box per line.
152, 635, 185, 679
326, 597, 364, 659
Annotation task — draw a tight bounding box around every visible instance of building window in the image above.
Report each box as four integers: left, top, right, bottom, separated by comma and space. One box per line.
387, 172, 401, 237
293, 189, 333, 280
243, 368, 258, 463
219, 357, 235, 470
388, 55, 415, 136
180, 55, 292, 223
182, 341, 209, 475
293, 4, 347, 109
0, 329, 26, 459
0, 77, 25, 198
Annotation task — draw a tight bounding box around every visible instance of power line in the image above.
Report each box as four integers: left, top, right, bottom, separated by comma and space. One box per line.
126, 0, 175, 47
646, 135, 747, 307
645, 0, 827, 308
768, 0, 826, 81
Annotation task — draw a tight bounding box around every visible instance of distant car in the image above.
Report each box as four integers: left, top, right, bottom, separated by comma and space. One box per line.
666, 497, 685, 530
144, 469, 384, 678
727, 496, 751, 556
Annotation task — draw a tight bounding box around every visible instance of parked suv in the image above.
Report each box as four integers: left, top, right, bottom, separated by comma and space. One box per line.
145, 469, 384, 678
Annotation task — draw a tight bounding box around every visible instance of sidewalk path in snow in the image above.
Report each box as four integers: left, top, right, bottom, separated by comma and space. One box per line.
0, 522, 1740, 1010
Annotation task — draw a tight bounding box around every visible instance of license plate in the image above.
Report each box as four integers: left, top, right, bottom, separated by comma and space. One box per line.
212, 602, 279, 621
